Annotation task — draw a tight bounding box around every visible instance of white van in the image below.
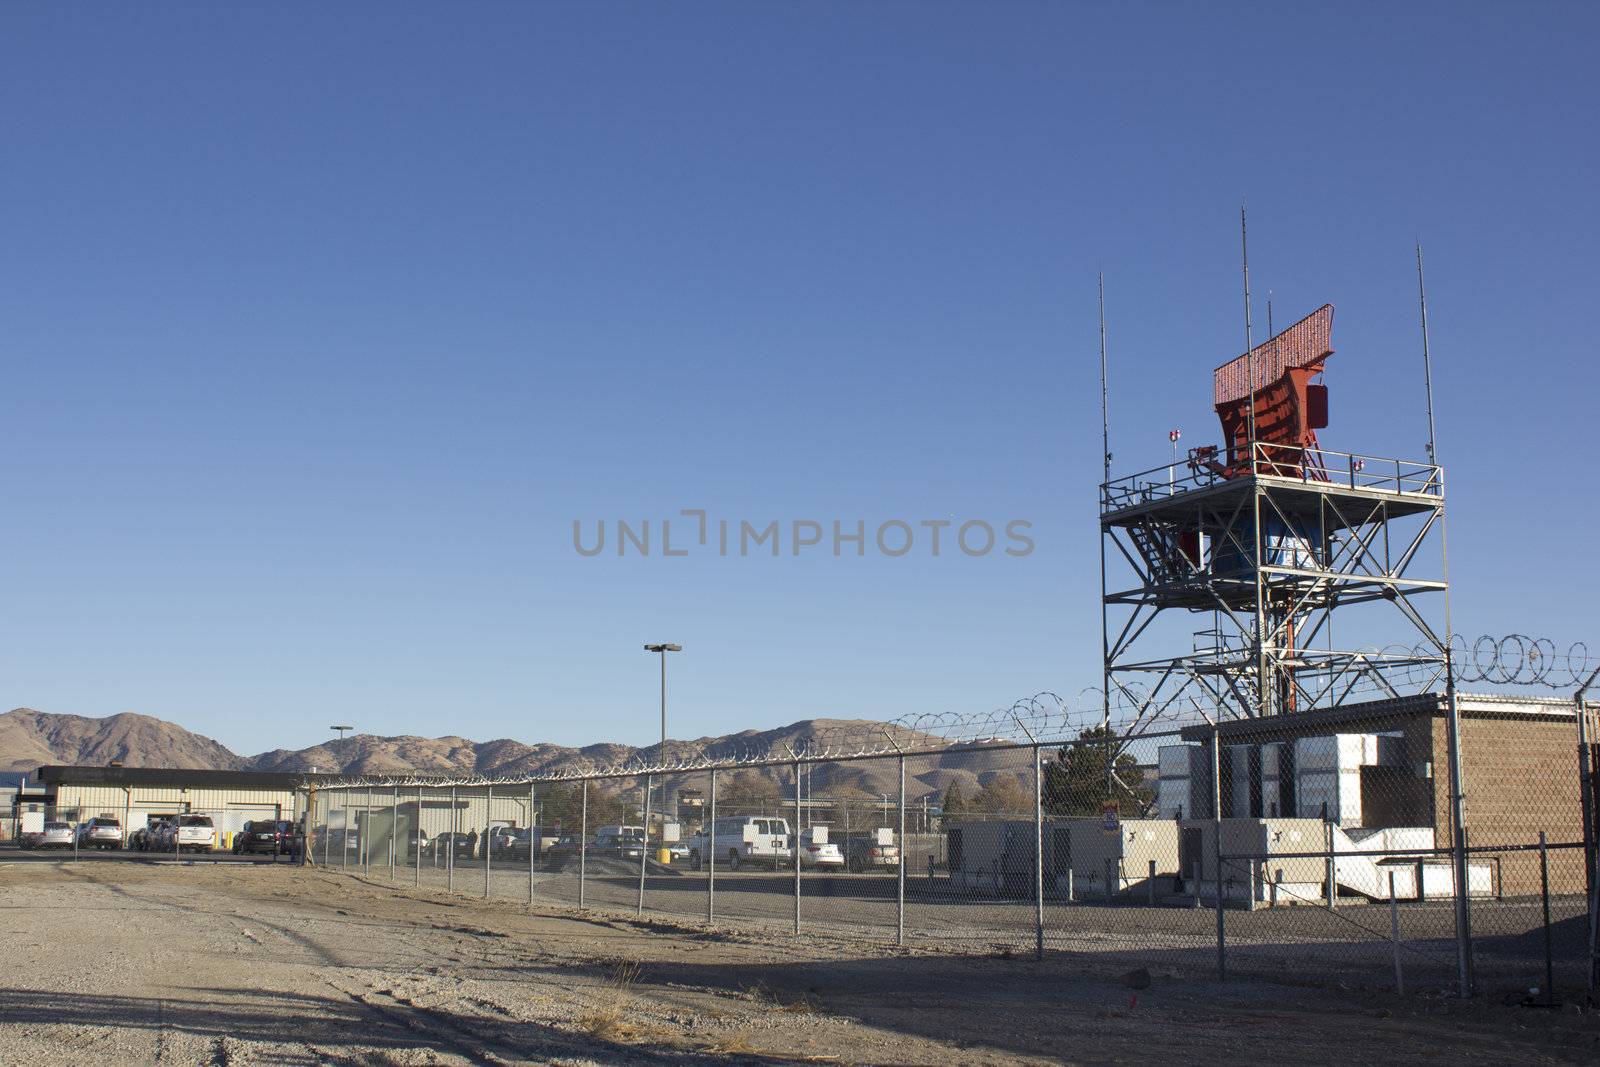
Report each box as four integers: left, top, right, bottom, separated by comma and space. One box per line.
687, 816, 792, 871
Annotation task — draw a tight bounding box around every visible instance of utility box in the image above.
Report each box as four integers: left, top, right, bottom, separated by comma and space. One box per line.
1051, 818, 1180, 898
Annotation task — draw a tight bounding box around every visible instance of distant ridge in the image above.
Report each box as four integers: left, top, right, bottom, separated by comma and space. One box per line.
0, 708, 988, 798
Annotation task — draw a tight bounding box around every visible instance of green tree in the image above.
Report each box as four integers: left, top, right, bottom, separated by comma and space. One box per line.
1042, 725, 1153, 816
941, 780, 969, 821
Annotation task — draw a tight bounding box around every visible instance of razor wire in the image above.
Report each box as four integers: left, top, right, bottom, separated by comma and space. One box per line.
1370, 634, 1595, 690
306, 633, 1589, 791
306, 688, 1163, 791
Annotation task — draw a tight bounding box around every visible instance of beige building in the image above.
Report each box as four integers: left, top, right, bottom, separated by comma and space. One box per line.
37, 765, 327, 843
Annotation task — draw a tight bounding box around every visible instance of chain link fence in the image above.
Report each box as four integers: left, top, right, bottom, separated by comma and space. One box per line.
305, 691, 1600, 999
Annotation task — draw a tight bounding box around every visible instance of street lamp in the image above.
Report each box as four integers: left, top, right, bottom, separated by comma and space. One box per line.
642, 644, 682, 757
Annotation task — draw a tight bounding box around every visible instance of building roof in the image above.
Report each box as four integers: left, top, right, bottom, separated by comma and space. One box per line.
1176, 691, 1580, 743
35, 765, 339, 790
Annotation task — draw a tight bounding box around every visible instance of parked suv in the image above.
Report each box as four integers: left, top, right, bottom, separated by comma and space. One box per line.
233, 819, 299, 856
430, 831, 478, 862
76, 817, 124, 850
158, 814, 216, 853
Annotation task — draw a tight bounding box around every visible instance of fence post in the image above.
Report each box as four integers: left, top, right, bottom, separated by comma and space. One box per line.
484, 783, 493, 899
389, 785, 398, 880
1589, 845, 1600, 996
528, 782, 536, 906
1033, 745, 1044, 961
414, 788, 422, 886
1443, 653, 1475, 997
1148, 859, 1157, 906
578, 779, 588, 910
1540, 831, 1555, 1006
322, 791, 331, 867
792, 755, 802, 936
899, 754, 909, 949
707, 767, 717, 926
1389, 871, 1404, 995
1574, 669, 1598, 992
447, 785, 456, 893
638, 774, 650, 917
1326, 819, 1337, 909
1213, 724, 1225, 982
341, 789, 349, 869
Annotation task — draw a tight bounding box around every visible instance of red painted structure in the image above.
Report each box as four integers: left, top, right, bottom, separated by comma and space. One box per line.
1196, 303, 1334, 478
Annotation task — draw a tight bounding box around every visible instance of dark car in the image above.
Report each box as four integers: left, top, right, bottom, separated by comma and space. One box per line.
430, 831, 479, 861
843, 836, 901, 873
233, 819, 300, 856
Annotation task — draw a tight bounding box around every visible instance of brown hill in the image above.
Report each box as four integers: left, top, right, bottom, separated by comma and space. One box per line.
0, 708, 244, 775
2, 708, 1007, 802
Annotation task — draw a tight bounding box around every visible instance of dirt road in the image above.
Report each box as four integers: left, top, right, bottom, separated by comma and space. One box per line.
0, 859, 1595, 1065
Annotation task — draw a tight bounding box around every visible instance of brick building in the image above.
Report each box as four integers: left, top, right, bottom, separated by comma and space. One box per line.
1168, 692, 1596, 894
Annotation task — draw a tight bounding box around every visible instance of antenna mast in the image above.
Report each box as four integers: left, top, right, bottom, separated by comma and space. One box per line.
1241, 203, 1256, 456
1417, 243, 1439, 463
1099, 272, 1110, 484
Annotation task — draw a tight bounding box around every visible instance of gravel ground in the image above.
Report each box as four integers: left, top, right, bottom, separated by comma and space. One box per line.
1, 858, 1597, 1066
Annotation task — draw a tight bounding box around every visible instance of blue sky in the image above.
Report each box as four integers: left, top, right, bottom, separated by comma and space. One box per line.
2, 4, 1595, 757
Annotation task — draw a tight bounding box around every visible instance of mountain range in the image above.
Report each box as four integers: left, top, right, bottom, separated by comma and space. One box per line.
0, 708, 1010, 800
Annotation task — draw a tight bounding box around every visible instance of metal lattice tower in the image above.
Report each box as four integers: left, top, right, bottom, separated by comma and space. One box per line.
1099, 304, 1451, 730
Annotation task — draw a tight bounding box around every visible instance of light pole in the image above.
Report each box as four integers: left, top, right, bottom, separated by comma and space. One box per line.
642, 644, 682, 759
1168, 429, 1182, 489
330, 725, 353, 742
640, 643, 681, 898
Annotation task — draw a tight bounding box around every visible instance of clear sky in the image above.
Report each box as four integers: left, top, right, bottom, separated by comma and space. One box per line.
2, 4, 1595, 757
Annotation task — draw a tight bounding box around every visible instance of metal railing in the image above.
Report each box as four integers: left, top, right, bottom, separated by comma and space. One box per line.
1100, 441, 1443, 513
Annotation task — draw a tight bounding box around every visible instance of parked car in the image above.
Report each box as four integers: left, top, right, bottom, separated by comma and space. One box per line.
593, 825, 646, 859
544, 833, 580, 858
844, 835, 900, 873
686, 816, 792, 871
27, 821, 75, 849
76, 817, 124, 850
233, 819, 299, 855
157, 814, 216, 853
321, 827, 360, 856
137, 819, 173, 851
797, 829, 845, 869
430, 831, 479, 861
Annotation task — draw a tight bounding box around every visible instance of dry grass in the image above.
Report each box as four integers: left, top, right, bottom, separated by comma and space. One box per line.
743, 981, 818, 1014
701, 1029, 761, 1056
576, 958, 644, 1041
